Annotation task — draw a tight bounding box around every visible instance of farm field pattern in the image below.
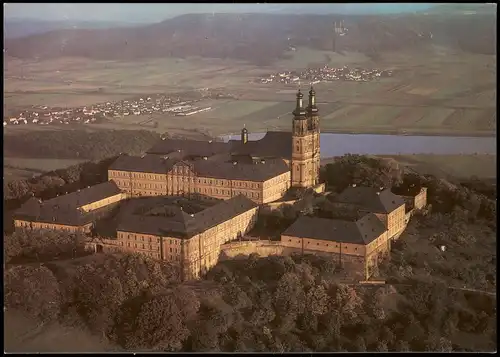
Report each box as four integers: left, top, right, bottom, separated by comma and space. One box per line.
4, 47, 496, 137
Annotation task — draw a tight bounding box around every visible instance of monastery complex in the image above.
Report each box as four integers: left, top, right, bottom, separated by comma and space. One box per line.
13, 88, 427, 281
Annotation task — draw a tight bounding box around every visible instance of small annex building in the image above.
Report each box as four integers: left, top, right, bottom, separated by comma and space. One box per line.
13, 181, 126, 233
281, 213, 389, 279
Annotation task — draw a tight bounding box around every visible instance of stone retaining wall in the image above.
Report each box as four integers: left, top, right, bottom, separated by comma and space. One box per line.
263, 199, 299, 211
218, 240, 365, 280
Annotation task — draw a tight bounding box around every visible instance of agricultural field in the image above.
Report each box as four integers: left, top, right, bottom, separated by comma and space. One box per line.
3, 56, 254, 110
4, 91, 132, 110
275, 47, 370, 70
4, 44, 496, 137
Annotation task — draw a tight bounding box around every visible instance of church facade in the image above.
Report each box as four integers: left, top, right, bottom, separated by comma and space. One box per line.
108, 88, 322, 203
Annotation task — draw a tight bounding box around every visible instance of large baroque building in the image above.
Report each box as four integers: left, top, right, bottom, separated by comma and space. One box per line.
108, 88, 322, 204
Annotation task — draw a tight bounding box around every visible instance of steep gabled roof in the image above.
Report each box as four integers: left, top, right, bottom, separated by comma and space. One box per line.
334, 186, 405, 214
49, 181, 122, 208
117, 194, 258, 238
14, 181, 123, 227
147, 138, 230, 157
229, 131, 293, 160
282, 213, 386, 245
109, 154, 179, 174
193, 158, 289, 181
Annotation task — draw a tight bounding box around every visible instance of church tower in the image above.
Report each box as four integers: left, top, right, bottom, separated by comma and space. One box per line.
307, 86, 321, 186
291, 88, 320, 188
241, 124, 249, 144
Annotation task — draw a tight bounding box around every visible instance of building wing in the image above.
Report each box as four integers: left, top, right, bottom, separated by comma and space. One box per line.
335, 186, 405, 214
117, 194, 258, 239
283, 213, 385, 245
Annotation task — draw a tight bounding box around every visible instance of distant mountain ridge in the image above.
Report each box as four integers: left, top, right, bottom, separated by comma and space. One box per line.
424, 3, 496, 14
4, 13, 496, 64
4, 19, 145, 39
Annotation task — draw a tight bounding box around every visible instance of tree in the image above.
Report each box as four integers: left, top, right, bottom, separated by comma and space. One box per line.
354, 336, 367, 352
376, 340, 389, 352
4, 129, 160, 161
395, 340, 410, 352
131, 292, 193, 351
4, 265, 61, 322
189, 319, 221, 352
425, 336, 453, 352
320, 154, 403, 192
273, 272, 306, 332
4, 229, 87, 264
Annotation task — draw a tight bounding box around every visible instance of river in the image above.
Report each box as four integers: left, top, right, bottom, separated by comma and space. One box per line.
220, 132, 497, 158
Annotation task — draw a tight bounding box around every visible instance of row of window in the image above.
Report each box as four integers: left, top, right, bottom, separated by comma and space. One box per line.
267, 173, 288, 185
265, 186, 288, 198
120, 233, 181, 246
115, 182, 263, 200
125, 243, 180, 255
17, 221, 82, 232
112, 172, 261, 189
287, 238, 360, 251
123, 242, 160, 251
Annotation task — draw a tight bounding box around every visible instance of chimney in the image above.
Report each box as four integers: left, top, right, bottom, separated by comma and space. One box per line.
141, 154, 146, 158
208, 140, 213, 143
203, 156, 208, 160
164, 156, 169, 160
261, 159, 266, 164
352, 183, 357, 187
190, 214, 194, 217
233, 161, 237, 165
376, 192, 380, 195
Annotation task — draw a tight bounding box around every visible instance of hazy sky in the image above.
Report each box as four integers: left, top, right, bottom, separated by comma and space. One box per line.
4, 3, 435, 23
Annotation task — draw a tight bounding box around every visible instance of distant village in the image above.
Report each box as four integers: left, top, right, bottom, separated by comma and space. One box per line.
257, 65, 393, 85
3, 89, 236, 127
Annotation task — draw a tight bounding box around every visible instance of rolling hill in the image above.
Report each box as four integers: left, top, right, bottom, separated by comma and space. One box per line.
4, 13, 496, 65
424, 3, 497, 15
3, 19, 145, 39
